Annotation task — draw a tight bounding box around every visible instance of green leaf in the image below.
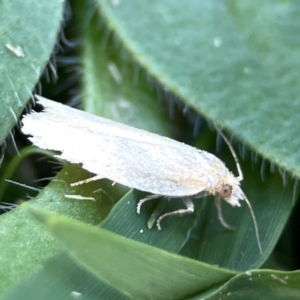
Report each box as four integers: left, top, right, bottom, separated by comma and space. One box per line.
76, 0, 173, 136
0, 0, 64, 144
0, 164, 114, 296
22, 205, 235, 300
96, 0, 300, 178
204, 270, 300, 300
1, 253, 127, 300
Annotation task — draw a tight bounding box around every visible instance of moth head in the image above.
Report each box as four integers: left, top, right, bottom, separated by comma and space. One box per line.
218, 173, 263, 254
218, 175, 244, 207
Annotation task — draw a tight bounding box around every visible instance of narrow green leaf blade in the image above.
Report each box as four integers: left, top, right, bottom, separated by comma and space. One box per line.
24, 205, 235, 300
1, 253, 128, 300
205, 270, 300, 300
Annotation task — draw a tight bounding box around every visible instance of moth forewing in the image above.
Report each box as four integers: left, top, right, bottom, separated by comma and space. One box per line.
23, 97, 221, 197
22, 96, 262, 254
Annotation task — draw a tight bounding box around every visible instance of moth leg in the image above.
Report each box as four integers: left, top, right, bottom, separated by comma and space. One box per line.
70, 175, 103, 187
214, 196, 235, 230
156, 197, 194, 230
137, 194, 161, 214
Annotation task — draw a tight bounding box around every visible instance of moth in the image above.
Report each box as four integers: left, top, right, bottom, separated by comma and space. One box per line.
22, 95, 262, 253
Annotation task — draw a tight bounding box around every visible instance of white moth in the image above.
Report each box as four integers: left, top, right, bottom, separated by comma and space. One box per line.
22, 95, 262, 253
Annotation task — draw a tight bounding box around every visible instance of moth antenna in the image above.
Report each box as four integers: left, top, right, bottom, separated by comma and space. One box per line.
242, 192, 263, 254
216, 128, 243, 181
216, 128, 261, 252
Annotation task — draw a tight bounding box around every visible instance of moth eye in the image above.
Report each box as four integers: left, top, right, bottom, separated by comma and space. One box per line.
220, 184, 232, 198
